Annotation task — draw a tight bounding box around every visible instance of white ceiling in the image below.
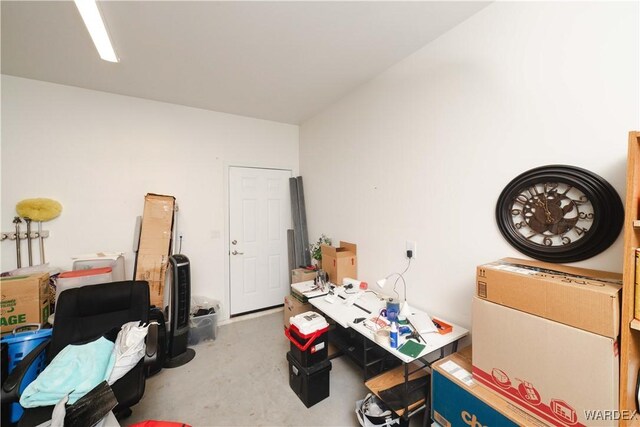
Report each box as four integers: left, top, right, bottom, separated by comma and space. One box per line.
1, 1, 489, 124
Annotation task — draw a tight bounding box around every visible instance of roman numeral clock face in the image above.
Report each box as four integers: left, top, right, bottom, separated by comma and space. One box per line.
496, 165, 623, 263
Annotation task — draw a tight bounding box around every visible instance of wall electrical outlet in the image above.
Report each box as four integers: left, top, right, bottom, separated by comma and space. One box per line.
406, 241, 417, 259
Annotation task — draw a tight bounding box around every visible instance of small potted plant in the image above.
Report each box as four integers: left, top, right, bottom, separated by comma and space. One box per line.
310, 234, 332, 269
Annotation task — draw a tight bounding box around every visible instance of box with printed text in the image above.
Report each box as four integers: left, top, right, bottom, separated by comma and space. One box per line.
432, 346, 548, 427
472, 297, 618, 427
1, 273, 50, 334
476, 258, 621, 338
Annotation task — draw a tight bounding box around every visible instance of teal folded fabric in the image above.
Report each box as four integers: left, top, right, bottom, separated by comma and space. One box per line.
20, 337, 116, 407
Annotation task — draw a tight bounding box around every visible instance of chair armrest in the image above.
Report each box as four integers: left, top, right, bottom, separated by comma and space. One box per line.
144, 322, 159, 367
1, 338, 51, 404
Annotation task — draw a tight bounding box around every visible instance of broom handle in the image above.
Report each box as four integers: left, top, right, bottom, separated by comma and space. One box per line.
38, 221, 45, 264
25, 218, 33, 266
13, 217, 22, 268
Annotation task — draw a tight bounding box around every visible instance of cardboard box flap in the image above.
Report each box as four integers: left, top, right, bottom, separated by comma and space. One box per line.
321, 241, 357, 258
485, 258, 622, 288
321, 241, 357, 285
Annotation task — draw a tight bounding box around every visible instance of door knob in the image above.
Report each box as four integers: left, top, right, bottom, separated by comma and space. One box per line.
232, 250, 244, 255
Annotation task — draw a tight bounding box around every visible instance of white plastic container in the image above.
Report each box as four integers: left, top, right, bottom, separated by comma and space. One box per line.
56, 267, 113, 305
289, 311, 329, 336
72, 253, 125, 282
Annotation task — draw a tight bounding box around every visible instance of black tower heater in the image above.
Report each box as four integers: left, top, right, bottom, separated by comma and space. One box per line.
164, 254, 195, 368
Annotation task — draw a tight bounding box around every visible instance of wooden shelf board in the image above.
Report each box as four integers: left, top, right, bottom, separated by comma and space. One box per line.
631, 319, 640, 332
633, 220, 640, 229
364, 362, 427, 417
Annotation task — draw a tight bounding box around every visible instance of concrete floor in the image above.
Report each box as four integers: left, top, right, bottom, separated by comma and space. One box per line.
127, 310, 426, 426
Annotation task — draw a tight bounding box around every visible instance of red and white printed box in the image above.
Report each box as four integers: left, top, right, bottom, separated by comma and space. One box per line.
472, 297, 618, 427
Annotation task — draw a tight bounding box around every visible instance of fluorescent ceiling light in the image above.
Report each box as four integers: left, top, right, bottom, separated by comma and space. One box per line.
74, 0, 119, 63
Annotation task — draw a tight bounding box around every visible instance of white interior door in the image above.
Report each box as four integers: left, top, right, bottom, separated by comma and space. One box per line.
229, 167, 292, 315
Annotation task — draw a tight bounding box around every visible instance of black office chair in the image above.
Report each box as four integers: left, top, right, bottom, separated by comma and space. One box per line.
1, 280, 156, 426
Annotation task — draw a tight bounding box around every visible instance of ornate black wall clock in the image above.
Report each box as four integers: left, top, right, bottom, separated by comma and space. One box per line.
495, 165, 623, 263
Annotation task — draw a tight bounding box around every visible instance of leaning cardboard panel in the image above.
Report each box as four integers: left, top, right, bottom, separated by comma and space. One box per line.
321, 241, 357, 285
432, 347, 549, 427
135, 194, 175, 306
1, 273, 50, 334
476, 258, 621, 338
472, 297, 618, 427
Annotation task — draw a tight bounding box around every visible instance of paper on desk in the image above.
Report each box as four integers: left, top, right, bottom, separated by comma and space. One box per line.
291, 280, 327, 298
406, 311, 438, 334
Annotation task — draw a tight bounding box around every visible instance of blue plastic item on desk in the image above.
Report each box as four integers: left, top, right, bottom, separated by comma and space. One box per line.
1, 326, 52, 423
390, 322, 398, 349
386, 299, 400, 322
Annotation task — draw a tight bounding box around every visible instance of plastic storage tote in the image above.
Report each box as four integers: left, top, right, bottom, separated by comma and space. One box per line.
1, 326, 53, 423
56, 267, 113, 306
72, 253, 125, 282
188, 312, 218, 345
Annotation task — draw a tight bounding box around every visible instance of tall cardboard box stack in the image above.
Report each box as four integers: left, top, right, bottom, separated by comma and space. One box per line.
1, 273, 50, 334
472, 258, 621, 427
135, 194, 175, 306
320, 241, 357, 285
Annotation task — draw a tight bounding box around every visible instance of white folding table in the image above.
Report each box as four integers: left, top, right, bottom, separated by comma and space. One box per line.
309, 287, 469, 423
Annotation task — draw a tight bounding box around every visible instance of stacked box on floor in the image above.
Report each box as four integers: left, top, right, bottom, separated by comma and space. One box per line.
472, 297, 618, 427
285, 311, 331, 407
473, 258, 622, 427
432, 347, 548, 427
287, 352, 332, 408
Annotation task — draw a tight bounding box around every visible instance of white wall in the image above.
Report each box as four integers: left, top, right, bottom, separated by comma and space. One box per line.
300, 1, 639, 328
1, 76, 299, 320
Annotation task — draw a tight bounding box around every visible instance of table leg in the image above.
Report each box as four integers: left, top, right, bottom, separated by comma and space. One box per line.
363, 334, 368, 382
403, 362, 409, 420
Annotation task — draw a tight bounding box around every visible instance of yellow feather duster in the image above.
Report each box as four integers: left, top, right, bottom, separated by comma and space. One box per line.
16, 198, 62, 222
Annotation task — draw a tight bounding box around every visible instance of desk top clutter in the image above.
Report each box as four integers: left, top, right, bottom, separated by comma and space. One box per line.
309, 281, 468, 364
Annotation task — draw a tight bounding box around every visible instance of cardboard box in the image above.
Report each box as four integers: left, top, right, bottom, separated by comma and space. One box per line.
1, 273, 50, 334
472, 297, 618, 427
432, 347, 548, 427
292, 268, 317, 284
283, 293, 316, 329
321, 241, 357, 285
476, 258, 621, 338
135, 193, 175, 306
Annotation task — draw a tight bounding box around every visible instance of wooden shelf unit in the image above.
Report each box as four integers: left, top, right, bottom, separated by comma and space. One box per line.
364, 362, 427, 417
620, 131, 640, 426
